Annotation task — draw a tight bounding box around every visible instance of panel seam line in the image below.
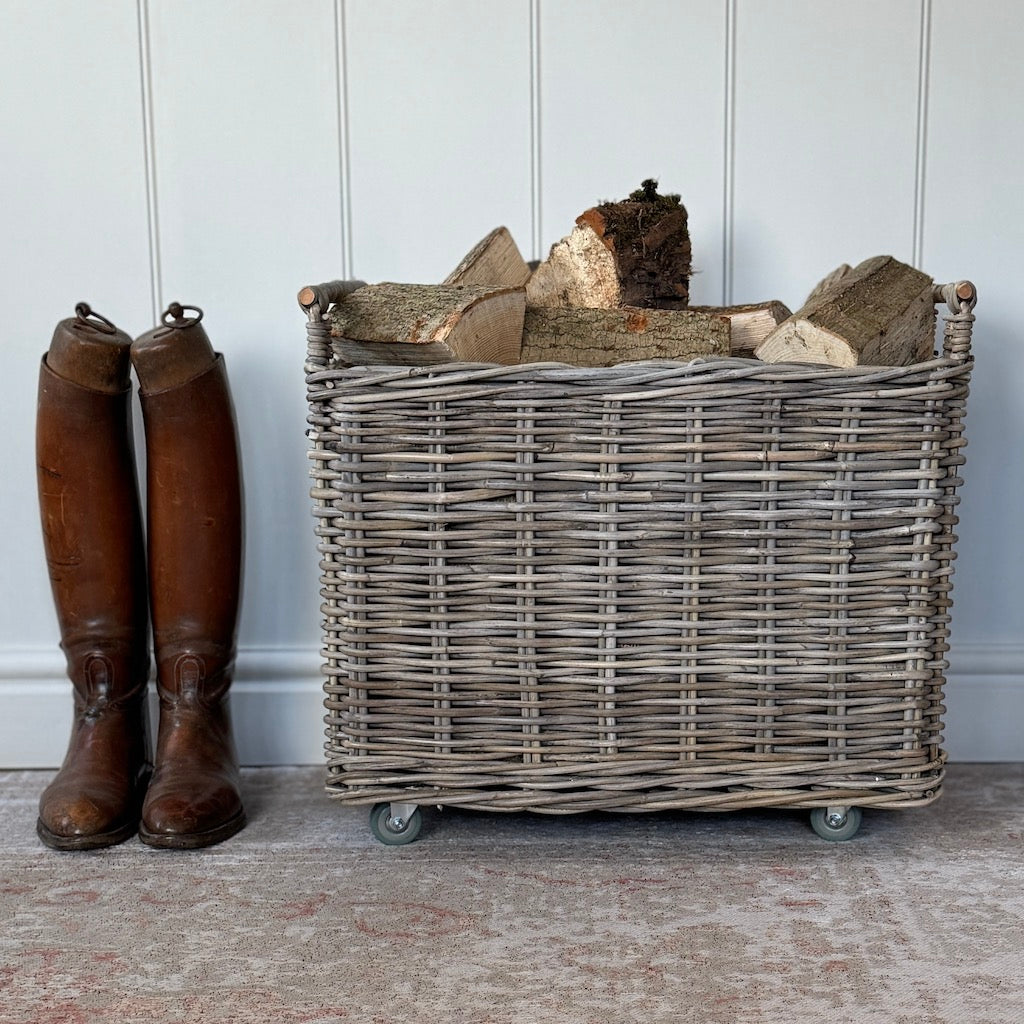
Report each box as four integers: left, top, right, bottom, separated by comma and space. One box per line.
136, 0, 162, 323
913, 0, 932, 267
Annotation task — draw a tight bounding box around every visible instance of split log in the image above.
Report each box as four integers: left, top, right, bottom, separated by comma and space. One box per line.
804, 263, 853, 306
689, 301, 792, 358
444, 226, 531, 288
526, 179, 691, 310
755, 256, 936, 367
328, 282, 525, 365
521, 306, 729, 367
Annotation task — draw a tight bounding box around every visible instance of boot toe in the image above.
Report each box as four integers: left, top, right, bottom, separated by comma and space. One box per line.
141, 776, 245, 848
40, 794, 108, 838
38, 783, 141, 850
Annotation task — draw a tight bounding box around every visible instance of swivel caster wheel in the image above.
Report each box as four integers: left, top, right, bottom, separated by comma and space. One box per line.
810, 806, 862, 842
370, 802, 422, 846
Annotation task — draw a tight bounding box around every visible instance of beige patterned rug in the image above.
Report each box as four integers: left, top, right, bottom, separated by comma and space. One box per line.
2, 763, 1023, 1023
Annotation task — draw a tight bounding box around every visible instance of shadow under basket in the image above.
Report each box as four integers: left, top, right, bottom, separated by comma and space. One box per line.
301, 280, 976, 844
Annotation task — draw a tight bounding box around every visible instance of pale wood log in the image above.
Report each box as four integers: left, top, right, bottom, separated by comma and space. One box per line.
328, 282, 525, 365
689, 301, 792, 358
754, 256, 936, 367
521, 305, 729, 367
444, 226, 531, 288
526, 221, 620, 308
526, 180, 691, 309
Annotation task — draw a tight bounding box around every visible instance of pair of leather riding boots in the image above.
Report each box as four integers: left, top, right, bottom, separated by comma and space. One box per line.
36, 302, 245, 851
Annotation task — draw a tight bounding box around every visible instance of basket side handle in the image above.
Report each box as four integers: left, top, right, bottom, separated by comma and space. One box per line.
934, 280, 977, 361
298, 279, 366, 370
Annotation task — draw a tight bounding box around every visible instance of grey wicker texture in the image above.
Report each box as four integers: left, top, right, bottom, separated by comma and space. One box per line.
303, 284, 974, 816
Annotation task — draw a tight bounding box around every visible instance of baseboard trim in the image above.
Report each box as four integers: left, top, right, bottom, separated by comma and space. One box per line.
0, 647, 325, 769
2, 643, 1022, 768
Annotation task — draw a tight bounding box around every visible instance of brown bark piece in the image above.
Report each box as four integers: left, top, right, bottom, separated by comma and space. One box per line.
328, 282, 525, 365
755, 256, 936, 367
521, 305, 729, 367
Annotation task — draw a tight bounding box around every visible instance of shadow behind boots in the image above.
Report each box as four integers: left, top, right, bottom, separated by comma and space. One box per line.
133, 304, 245, 849
36, 305, 151, 850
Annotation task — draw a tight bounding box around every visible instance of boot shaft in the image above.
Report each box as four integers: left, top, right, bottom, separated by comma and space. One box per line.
36, 306, 149, 697
133, 307, 244, 700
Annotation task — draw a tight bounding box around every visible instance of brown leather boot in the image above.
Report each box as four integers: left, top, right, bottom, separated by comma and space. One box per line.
133, 304, 246, 849
36, 304, 151, 851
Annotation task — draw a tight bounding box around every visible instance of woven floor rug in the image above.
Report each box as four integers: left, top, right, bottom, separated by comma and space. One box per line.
2, 763, 1023, 1023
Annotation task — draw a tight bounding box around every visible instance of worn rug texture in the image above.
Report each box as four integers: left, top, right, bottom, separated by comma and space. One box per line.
2, 763, 1023, 1023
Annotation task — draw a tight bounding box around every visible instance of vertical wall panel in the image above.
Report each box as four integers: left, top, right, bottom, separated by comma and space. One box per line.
147, 0, 343, 648
2, 1, 1022, 765
0, 0, 152, 649
731, 0, 922, 309
924, 1, 1024, 646
539, 0, 727, 305
345, 0, 533, 283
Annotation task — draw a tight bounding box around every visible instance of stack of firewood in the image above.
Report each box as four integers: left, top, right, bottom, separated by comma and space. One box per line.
320, 180, 937, 370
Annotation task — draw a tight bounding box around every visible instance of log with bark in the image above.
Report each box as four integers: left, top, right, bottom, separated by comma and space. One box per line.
526, 179, 691, 310
327, 282, 525, 365
521, 306, 729, 366
754, 256, 936, 367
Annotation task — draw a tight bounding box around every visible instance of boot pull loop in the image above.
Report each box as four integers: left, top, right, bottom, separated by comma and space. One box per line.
73, 302, 118, 335
156, 302, 204, 336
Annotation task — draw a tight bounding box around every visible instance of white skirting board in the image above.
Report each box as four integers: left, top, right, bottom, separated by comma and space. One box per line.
1, 644, 1021, 769
0, 647, 325, 770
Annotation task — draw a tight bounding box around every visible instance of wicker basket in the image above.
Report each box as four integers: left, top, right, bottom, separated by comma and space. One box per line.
301, 280, 975, 843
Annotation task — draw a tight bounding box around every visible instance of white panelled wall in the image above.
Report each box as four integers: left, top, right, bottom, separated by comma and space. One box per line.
1, 0, 1020, 766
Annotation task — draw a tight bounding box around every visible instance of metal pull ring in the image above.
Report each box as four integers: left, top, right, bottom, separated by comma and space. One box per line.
160, 302, 204, 329
74, 302, 117, 335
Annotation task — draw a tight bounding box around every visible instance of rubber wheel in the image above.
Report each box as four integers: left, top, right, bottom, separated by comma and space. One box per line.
810, 806, 863, 842
369, 803, 422, 846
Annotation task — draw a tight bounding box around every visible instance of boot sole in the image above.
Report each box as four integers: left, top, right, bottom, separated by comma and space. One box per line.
138, 808, 246, 850
36, 816, 140, 852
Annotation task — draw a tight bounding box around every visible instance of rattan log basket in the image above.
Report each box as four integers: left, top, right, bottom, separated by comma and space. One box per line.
301, 279, 976, 843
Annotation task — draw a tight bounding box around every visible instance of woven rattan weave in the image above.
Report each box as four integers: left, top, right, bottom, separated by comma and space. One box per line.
303, 282, 975, 825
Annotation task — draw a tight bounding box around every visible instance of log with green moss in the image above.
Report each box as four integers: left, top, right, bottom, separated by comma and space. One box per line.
527, 179, 692, 310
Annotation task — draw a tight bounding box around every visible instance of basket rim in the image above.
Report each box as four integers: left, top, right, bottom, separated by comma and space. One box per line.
306, 354, 974, 398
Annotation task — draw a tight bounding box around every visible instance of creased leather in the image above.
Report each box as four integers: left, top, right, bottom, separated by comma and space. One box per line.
138, 353, 245, 844
36, 357, 150, 845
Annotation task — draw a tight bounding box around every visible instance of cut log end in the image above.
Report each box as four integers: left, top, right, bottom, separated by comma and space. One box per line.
755, 321, 858, 368
690, 301, 792, 358
756, 256, 936, 367
444, 226, 531, 289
